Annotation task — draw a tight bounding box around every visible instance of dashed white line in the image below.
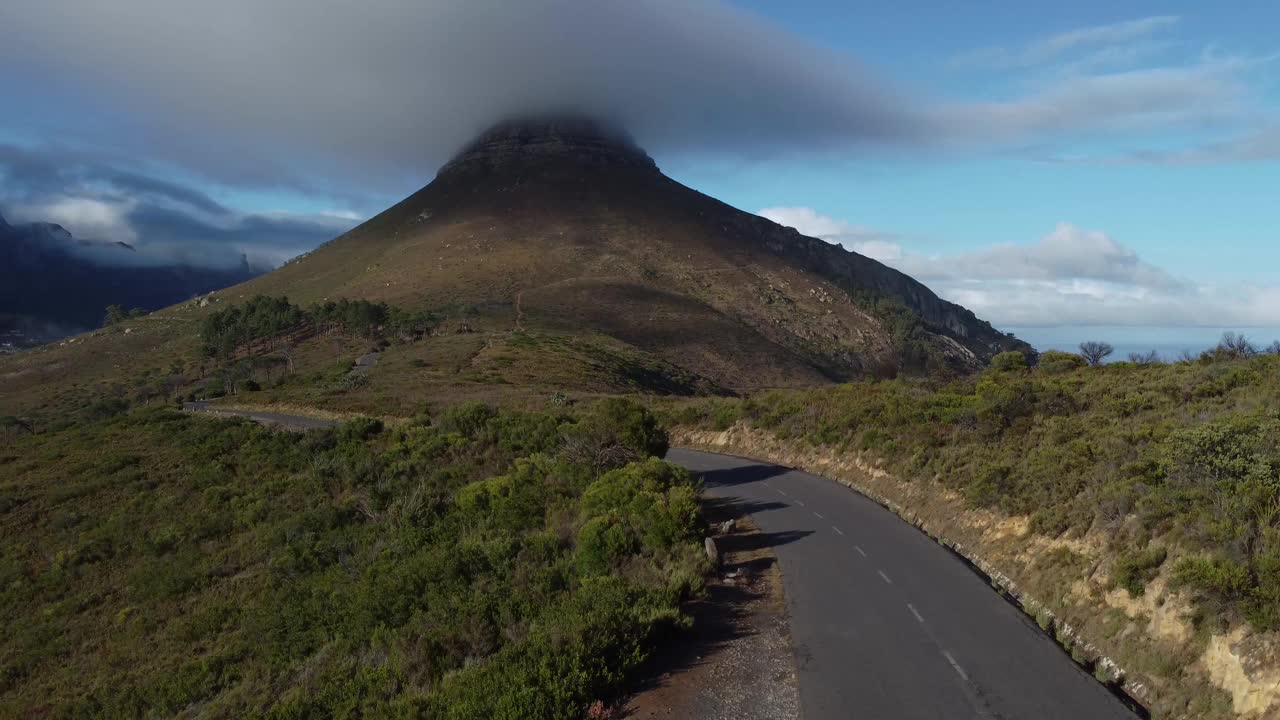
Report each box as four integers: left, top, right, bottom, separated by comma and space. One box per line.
855, 545, 867, 557
832, 526, 844, 536
794, 499, 806, 507
813, 511, 825, 520
877, 569, 893, 585
777, 488, 789, 497
942, 650, 969, 682
907, 603, 924, 623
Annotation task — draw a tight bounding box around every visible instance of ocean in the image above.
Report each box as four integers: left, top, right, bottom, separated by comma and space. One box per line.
1003, 326, 1280, 363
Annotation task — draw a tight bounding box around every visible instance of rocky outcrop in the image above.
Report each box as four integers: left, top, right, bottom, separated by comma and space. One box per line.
724, 209, 1021, 357
437, 115, 657, 176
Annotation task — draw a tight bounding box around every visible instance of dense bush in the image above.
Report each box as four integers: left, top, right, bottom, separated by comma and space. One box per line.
0, 399, 705, 718
1113, 546, 1167, 597
1037, 350, 1087, 374
989, 351, 1029, 372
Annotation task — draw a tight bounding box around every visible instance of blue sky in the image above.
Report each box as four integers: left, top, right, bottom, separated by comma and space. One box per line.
1, 0, 1277, 339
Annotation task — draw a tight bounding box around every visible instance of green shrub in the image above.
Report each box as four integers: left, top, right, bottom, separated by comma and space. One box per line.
84, 397, 129, 421
709, 401, 741, 430
1172, 555, 1250, 600
1038, 350, 1086, 374
559, 399, 668, 474
990, 351, 1029, 372
577, 517, 638, 575
1112, 546, 1167, 597
439, 401, 497, 438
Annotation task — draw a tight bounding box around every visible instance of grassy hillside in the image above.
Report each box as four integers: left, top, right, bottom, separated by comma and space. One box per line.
0, 294, 728, 424
0, 399, 707, 718
668, 348, 1280, 634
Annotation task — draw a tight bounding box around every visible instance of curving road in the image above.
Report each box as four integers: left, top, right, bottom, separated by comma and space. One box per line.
667, 448, 1138, 720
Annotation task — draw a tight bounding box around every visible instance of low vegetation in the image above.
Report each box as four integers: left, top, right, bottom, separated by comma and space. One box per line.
0, 398, 707, 718
668, 336, 1280, 634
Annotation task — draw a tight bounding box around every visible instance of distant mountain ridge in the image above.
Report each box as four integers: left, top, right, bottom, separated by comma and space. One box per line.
0, 210, 260, 335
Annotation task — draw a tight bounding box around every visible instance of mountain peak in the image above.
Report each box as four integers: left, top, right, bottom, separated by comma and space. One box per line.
438, 114, 656, 177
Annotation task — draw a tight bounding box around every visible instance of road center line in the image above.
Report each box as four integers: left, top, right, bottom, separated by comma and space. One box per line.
813, 511, 825, 520
854, 545, 867, 557
877, 569, 893, 585
832, 526, 844, 535
907, 603, 924, 623
942, 650, 969, 682
777, 488, 789, 497
794, 499, 806, 507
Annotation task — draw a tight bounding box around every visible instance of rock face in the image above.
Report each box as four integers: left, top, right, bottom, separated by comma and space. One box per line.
438, 116, 657, 176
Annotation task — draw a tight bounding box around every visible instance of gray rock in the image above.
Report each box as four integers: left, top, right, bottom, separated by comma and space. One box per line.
705, 536, 720, 566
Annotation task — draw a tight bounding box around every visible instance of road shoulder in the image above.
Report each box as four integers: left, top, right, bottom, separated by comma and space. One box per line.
624, 496, 800, 720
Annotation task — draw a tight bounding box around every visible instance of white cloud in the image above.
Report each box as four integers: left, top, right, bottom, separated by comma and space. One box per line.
954, 16, 1180, 70
896, 223, 1183, 291
943, 16, 1280, 157
944, 61, 1249, 141
7, 195, 138, 244
757, 206, 902, 261
758, 207, 1280, 328
1046, 123, 1280, 165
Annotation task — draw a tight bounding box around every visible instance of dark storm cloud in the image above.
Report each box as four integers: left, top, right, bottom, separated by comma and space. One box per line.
125, 204, 354, 269
0, 144, 228, 215
0, 2, 1263, 202
0, 0, 926, 195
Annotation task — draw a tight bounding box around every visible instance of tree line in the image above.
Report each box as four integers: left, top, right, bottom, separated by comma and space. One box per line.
198, 295, 437, 363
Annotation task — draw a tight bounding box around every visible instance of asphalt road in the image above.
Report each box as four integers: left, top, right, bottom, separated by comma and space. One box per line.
667, 448, 1138, 720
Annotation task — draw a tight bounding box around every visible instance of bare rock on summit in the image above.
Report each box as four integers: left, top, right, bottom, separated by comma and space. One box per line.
438, 116, 657, 176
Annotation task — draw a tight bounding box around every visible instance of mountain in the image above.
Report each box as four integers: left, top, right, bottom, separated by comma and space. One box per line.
0, 211, 260, 336
0, 116, 1030, 418
240, 116, 1026, 388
